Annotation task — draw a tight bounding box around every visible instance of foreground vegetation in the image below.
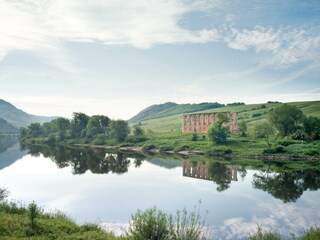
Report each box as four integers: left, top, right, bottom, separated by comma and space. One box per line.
0, 187, 319, 240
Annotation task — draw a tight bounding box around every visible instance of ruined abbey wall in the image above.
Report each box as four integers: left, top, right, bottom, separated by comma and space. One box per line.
182, 112, 238, 133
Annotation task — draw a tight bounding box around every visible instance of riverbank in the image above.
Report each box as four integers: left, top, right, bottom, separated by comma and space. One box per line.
20, 131, 320, 161
1, 197, 319, 240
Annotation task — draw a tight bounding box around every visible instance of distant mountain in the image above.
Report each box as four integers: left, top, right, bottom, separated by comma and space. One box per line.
0, 118, 18, 133
129, 102, 224, 123
0, 99, 56, 128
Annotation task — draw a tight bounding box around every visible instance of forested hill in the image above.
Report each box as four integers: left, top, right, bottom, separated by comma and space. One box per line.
0, 99, 56, 128
129, 102, 224, 123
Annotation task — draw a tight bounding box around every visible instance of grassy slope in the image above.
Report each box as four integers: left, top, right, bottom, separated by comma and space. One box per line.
129, 102, 223, 123
139, 101, 320, 133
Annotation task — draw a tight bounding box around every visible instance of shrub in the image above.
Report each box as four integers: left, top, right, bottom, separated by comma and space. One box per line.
127, 207, 170, 240
174, 145, 190, 153
208, 147, 233, 156
252, 113, 262, 118
263, 145, 286, 154
301, 226, 320, 240
142, 144, 156, 151
278, 140, 297, 147
127, 205, 207, 240
159, 146, 174, 153
191, 133, 198, 141
306, 149, 319, 156
249, 226, 281, 240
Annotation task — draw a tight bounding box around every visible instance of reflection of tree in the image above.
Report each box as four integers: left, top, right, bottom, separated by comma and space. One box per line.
20, 143, 135, 175
253, 169, 320, 203
208, 162, 232, 192
238, 165, 247, 181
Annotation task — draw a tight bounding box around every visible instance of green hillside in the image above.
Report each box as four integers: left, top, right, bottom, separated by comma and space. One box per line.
0, 99, 56, 128
139, 101, 320, 133
0, 118, 18, 133
129, 101, 224, 123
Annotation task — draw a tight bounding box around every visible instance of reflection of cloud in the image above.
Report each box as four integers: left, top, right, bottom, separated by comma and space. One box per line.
207, 200, 320, 239
100, 221, 128, 236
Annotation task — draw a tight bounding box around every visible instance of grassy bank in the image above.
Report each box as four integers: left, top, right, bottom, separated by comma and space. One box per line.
0, 197, 319, 240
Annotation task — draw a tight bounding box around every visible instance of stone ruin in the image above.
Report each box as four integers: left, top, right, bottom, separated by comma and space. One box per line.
182, 112, 238, 133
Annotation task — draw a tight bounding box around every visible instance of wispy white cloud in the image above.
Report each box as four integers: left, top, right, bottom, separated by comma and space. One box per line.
226, 25, 320, 67
0, 0, 319, 71
0, 0, 219, 57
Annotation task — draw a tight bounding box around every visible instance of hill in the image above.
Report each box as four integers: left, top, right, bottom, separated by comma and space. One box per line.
129, 102, 224, 123
139, 101, 320, 133
0, 99, 56, 128
0, 118, 18, 133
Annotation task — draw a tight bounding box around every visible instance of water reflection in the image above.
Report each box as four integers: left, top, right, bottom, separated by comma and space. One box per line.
0, 136, 26, 170
183, 161, 238, 192
16, 142, 320, 203
252, 167, 320, 203
19, 143, 142, 175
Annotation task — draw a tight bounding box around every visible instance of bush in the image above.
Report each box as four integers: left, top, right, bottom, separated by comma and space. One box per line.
249, 226, 281, 240
208, 147, 233, 156
142, 144, 156, 151
306, 149, 319, 156
127, 207, 170, 240
301, 227, 320, 240
126, 136, 148, 143
278, 140, 297, 147
127, 205, 207, 240
252, 113, 262, 118
159, 146, 174, 153
263, 145, 286, 154
191, 133, 198, 141
174, 145, 190, 153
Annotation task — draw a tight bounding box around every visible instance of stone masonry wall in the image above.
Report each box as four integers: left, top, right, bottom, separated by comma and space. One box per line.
182, 112, 238, 133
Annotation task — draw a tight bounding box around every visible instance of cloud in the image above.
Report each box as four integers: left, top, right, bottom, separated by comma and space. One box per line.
0, 0, 319, 72
0, 0, 219, 58
226, 25, 320, 67
208, 200, 320, 239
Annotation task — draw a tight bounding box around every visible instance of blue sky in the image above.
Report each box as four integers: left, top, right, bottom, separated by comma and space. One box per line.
0, 0, 319, 119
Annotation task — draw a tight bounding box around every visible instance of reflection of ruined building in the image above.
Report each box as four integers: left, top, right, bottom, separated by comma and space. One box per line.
182, 160, 238, 181
182, 112, 238, 133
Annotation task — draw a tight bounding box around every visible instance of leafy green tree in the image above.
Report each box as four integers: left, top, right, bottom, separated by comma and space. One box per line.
71, 112, 89, 138
27, 123, 43, 137
52, 117, 70, 141
109, 120, 130, 142
254, 122, 275, 151
208, 113, 229, 144
269, 104, 305, 137
238, 121, 247, 137
132, 125, 144, 137
304, 116, 320, 140
86, 115, 110, 138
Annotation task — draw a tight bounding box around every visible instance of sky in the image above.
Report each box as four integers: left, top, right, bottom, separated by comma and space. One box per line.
0, 0, 319, 119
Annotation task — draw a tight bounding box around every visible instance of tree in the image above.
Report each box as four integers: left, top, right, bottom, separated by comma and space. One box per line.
52, 117, 70, 140
304, 116, 320, 140
238, 121, 247, 137
254, 122, 275, 151
71, 112, 89, 138
27, 123, 42, 137
269, 104, 305, 137
208, 113, 229, 144
86, 115, 110, 138
109, 120, 130, 142
133, 125, 144, 137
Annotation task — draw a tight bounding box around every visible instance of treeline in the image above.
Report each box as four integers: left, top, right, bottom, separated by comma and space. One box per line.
20, 112, 145, 145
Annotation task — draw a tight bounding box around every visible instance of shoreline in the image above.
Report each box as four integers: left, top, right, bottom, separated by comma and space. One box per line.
74, 143, 320, 161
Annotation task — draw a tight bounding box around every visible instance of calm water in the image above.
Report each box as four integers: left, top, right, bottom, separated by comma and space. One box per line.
0, 138, 320, 239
